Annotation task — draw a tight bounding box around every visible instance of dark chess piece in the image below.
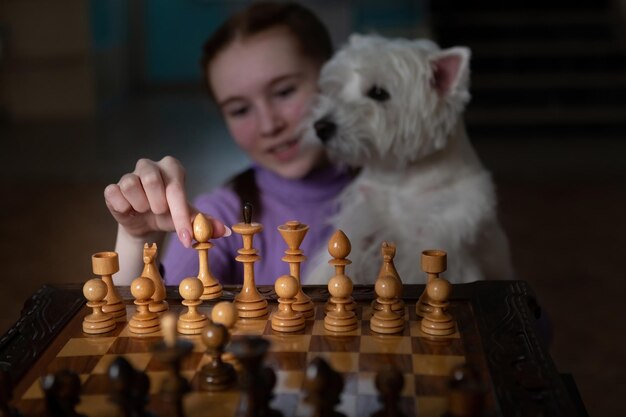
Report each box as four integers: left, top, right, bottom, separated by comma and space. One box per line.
257, 367, 283, 417
371, 369, 406, 417
444, 363, 484, 417
108, 356, 154, 417
41, 370, 87, 417
228, 336, 281, 417
199, 321, 236, 391
0, 370, 22, 417
152, 313, 193, 417
303, 357, 345, 417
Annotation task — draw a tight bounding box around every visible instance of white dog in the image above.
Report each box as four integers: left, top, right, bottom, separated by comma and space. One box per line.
304, 34, 513, 284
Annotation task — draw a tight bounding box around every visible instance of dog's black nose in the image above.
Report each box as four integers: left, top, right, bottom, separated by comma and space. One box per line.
314, 118, 336, 143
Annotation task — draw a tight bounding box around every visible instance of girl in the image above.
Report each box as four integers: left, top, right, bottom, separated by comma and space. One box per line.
104, 2, 352, 285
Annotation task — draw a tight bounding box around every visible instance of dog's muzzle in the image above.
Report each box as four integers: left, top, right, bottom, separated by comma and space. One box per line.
314, 118, 336, 143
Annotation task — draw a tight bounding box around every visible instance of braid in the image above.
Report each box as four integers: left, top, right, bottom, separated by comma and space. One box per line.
227, 168, 261, 222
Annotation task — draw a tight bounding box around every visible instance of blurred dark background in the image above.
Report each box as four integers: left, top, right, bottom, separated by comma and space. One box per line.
1, 0, 624, 415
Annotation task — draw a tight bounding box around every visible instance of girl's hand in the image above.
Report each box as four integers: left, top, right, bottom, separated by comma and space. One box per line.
104, 156, 227, 247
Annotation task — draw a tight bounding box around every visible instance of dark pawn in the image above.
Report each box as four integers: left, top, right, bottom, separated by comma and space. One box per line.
41, 370, 86, 417
303, 357, 345, 417
444, 363, 484, 417
108, 357, 155, 417
228, 336, 275, 417
0, 370, 22, 417
199, 321, 236, 391
258, 367, 283, 417
371, 369, 406, 417
151, 321, 193, 417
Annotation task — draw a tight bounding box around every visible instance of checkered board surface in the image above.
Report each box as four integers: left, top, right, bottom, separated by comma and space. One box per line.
15, 300, 494, 417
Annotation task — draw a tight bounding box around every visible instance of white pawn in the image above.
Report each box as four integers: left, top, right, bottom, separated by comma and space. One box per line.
212, 301, 238, 363
128, 276, 160, 334
178, 277, 209, 335
324, 273, 358, 333
271, 275, 305, 332
421, 278, 455, 336
370, 274, 404, 334
211, 301, 238, 331
161, 312, 179, 348
82, 278, 116, 334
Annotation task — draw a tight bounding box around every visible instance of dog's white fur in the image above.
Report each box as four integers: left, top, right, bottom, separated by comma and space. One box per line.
303, 34, 513, 284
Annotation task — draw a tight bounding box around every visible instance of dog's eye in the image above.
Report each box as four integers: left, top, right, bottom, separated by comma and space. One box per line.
366, 86, 390, 102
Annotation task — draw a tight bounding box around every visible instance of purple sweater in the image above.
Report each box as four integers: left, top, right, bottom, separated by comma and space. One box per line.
161, 164, 352, 286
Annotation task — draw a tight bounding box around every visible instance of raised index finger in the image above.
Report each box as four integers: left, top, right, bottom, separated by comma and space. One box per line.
159, 157, 193, 248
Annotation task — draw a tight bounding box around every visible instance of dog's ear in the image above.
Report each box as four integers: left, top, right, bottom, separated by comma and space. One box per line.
429, 47, 471, 97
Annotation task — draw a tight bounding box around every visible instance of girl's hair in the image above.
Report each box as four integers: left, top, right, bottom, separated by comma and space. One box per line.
204, 2, 333, 218
201, 1, 333, 99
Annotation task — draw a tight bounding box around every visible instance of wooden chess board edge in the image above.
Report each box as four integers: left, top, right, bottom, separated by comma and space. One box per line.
0, 285, 84, 386
467, 280, 584, 417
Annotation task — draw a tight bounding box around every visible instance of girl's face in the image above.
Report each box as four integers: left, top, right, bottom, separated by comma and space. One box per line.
209, 27, 326, 179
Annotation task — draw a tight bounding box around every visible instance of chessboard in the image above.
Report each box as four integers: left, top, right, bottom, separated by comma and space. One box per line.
0, 283, 585, 417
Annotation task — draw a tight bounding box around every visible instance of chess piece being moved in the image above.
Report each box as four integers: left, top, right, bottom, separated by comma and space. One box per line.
421, 277, 455, 336
373, 242, 404, 313
193, 213, 223, 300
0, 370, 22, 417
371, 368, 407, 417
271, 275, 305, 332
92, 251, 126, 321
324, 270, 358, 333
41, 370, 86, 417
177, 277, 209, 335
142, 243, 168, 313
129, 277, 160, 334
82, 278, 116, 335
232, 203, 268, 318
303, 357, 345, 417
152, 313, 193, 417
108, 356, 154, 417
325, 230, 356, 313
278, 220, 314, 318
199, 321, 236, 391
370, 274, 404, 334
416, 250, 447, 318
